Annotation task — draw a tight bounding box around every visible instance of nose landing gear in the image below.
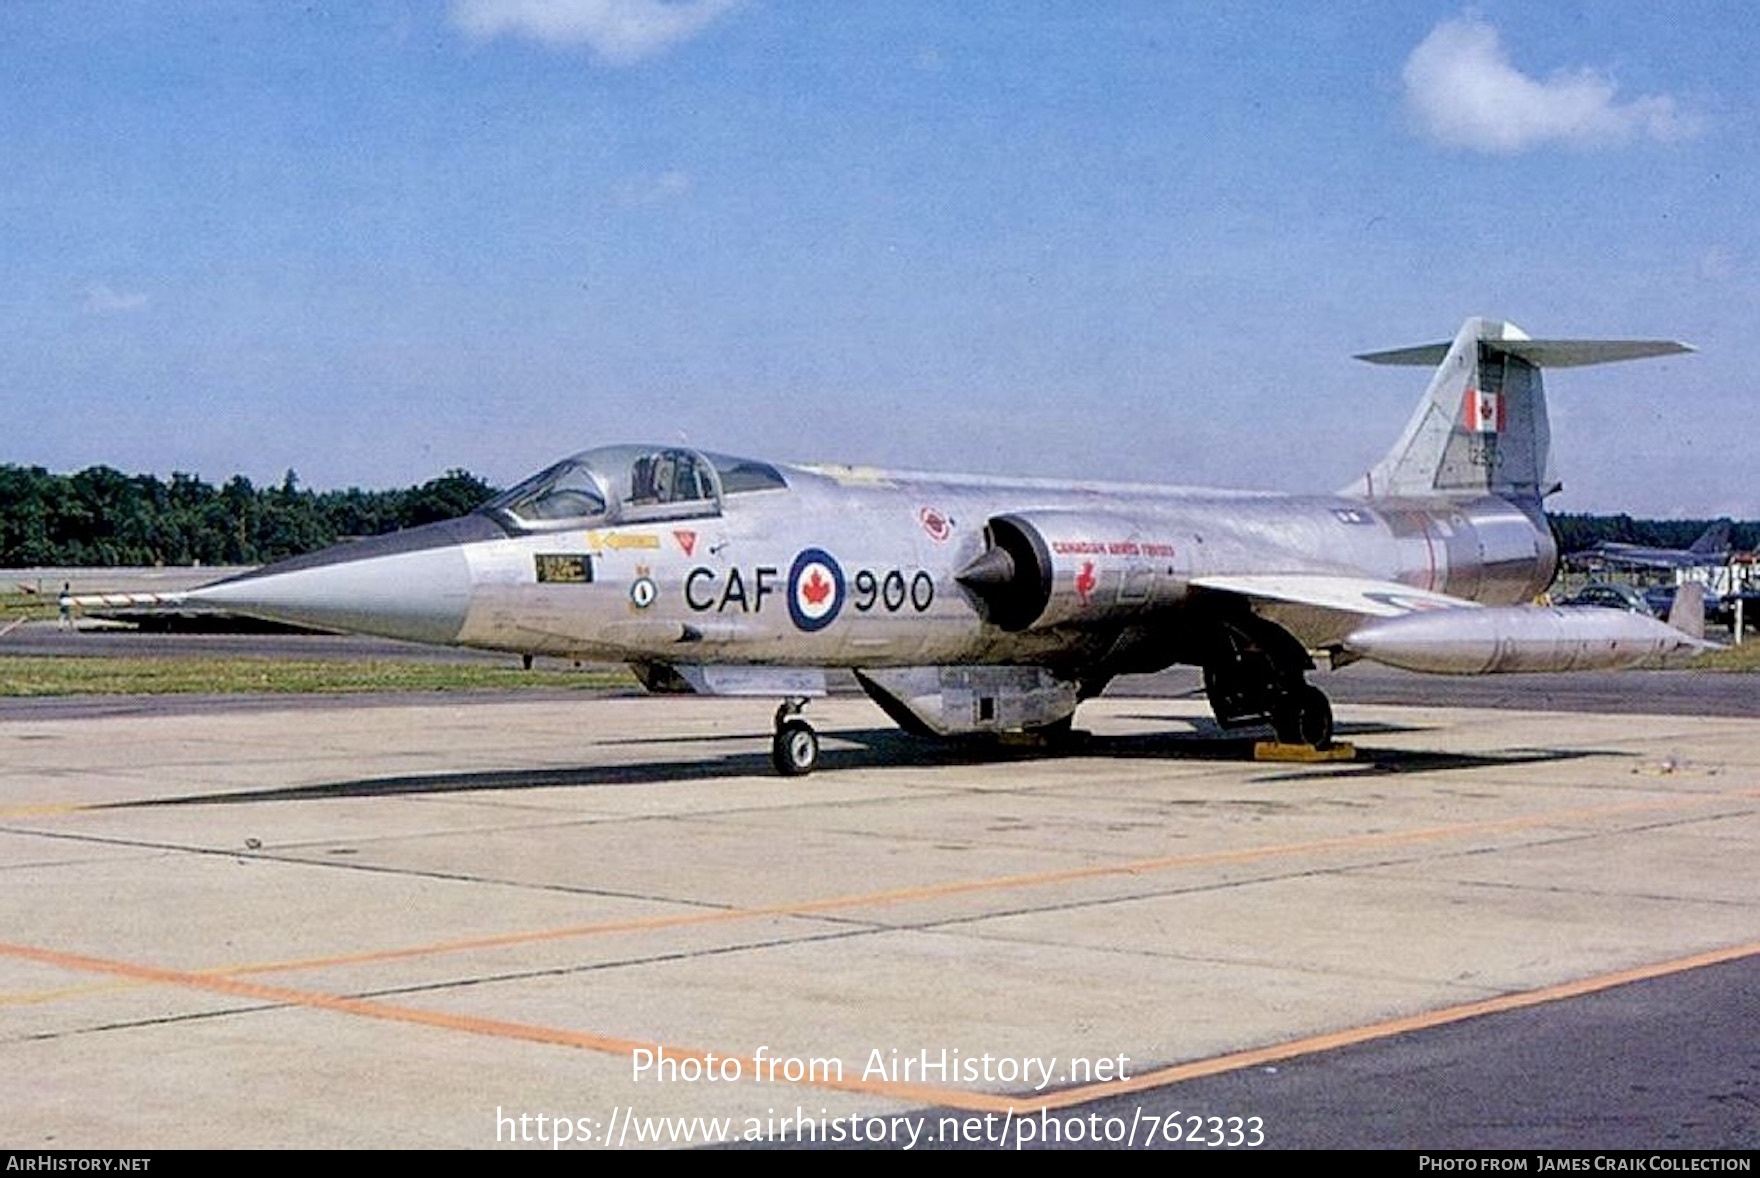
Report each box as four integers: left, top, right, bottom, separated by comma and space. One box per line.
772, 698, 820, 776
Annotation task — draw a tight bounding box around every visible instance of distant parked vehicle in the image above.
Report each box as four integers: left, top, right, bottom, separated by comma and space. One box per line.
1641, 584, 1678, 617
1556, 583, 1656, 616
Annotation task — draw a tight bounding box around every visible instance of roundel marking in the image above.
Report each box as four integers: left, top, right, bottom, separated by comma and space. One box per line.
787, 548, 845, 632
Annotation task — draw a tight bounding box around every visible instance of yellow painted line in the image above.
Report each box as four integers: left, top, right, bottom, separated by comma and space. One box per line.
0, 978, 146, 1005
197, 783, 1760, 978
1019, 940, 1760, 1112
0, 938, 1017, 1112
5, 783, 1756, 1009
0, 803, 90, 819
2, 935, 1754, 1115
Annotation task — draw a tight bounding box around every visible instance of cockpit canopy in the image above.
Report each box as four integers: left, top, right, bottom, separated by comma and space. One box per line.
482, 445, 788, 532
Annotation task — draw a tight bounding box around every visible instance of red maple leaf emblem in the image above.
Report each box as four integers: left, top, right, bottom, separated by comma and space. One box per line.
1075, 561, 1097, 604
801, 568, 833, 606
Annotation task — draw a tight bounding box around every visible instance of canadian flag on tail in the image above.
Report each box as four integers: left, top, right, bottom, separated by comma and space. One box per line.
1462, 387, 1504, 434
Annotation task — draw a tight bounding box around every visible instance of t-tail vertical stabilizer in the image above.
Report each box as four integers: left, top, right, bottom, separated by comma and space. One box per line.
1343, 317, 1692, 503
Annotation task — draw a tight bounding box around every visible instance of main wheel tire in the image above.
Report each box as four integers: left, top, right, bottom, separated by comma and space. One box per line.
772, 718, 820, 776
1285, 685, 1334, 748
1271, 684, 1333, 748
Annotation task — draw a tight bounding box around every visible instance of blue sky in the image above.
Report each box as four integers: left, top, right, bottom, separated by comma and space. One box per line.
2, 2, 1752, 515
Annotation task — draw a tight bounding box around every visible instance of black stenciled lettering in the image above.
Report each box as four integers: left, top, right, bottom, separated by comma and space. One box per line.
911, 570, 934, 611
879, 569, 905, 611
853, 569, 878, 611
754, 566, 778, 610
719, 568, 749, 612
684, 568, 716, 611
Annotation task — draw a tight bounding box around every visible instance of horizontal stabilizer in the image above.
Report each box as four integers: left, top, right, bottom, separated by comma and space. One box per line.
1356, 338, 1692, 368
1346, 317, 1694, 502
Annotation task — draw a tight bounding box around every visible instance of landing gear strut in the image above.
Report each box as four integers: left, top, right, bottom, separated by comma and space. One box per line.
771, 697, 819, 776
1201, 616, 1336, 749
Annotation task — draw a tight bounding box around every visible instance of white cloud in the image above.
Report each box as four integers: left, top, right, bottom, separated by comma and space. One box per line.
450, 0, 738, 64
614, 169, 693, 206
82, 283, 148, 314
1402, 16, 1698, 153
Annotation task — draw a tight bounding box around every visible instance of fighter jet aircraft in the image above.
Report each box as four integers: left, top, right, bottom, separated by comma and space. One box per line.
163, 317, 1707, 775
1564, 519, 1734, 571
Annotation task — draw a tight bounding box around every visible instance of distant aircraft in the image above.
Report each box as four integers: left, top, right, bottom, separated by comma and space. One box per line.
150, 317, 1709, 774
1565, 520, 1733, 571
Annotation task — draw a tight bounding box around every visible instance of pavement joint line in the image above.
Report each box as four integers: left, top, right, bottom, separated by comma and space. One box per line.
3, 783, 1756, 1011
3, 934, 1756, 1115
0, 824, 1661, 1012
1018, 940, 1760, 1110
0, 823, 770, 905
0, 937, 1019, 1113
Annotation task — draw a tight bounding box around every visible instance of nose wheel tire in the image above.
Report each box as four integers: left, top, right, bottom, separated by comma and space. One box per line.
772, 718, 820, 776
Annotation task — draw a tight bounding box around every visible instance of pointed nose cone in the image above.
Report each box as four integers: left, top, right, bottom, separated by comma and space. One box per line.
955, 546, 1017, 588
188, 516, 499, 644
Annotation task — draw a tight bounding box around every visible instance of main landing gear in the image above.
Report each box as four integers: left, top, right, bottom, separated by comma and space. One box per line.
1206, 664, 1335, 749
1201, 616, 1336, 750
771, 697, 820, 776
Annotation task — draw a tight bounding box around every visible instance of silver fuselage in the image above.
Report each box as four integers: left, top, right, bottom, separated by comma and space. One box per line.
172, 318, 1704, 756
397, 465, 1556, 670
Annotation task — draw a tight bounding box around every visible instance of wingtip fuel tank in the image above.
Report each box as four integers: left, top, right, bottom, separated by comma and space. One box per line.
1340, 606, 1718, 675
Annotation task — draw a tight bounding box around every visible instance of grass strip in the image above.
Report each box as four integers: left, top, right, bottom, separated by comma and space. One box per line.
0, 656, 635, 697
1690, 640, 1760, 672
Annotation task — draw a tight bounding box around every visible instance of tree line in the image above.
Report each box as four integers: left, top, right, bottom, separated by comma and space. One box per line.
0, 464, 497, 567
1548, 514, 1757, 556
0, 463, 1753, 568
